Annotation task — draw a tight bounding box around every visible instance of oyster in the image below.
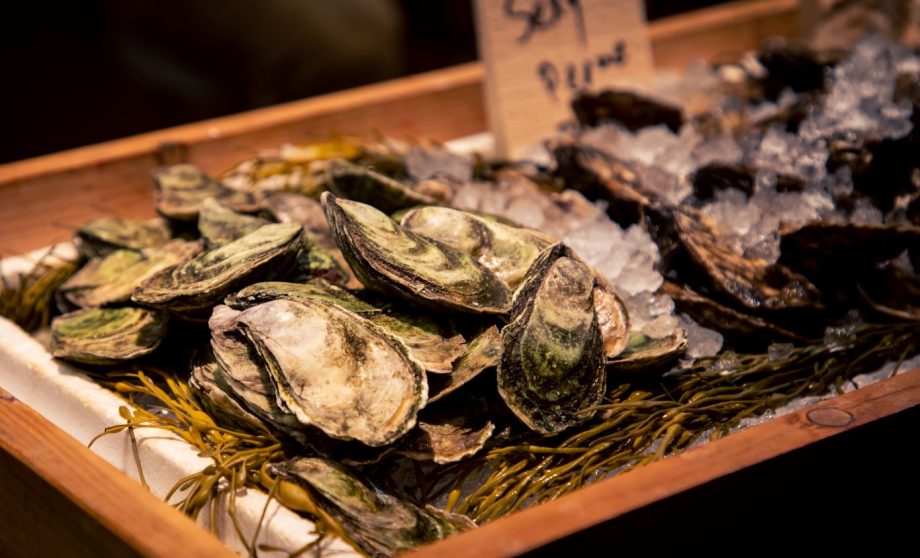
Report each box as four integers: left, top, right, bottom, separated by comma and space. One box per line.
366, 312, 466, 374
208, 305, 303, 435
76, 218, 171, 258
225, 281, 464, 372
189, 347, 265, 431
428, 325, 501, 403
592, 275, 630, 359
50, 307, 168, 365
133, 223, 303, 315
400, 205, 555, 292
59, 241, 201, 308
498, 248, 606, 434
606, 329, 688, 372
197, 197, 271, 248
221, 155, 324, 197
275, 457, 475, 558
264, 192, 354, 287
225, 280, 379, 315
325, 160, 441, 214
235, 299, 426, 446
152, 164, 222, 221
674, 210, 823, 312
322, 193, 510, 315
661, 280, 808, 347
571, 89, 683, 132
400, 396, 494, 464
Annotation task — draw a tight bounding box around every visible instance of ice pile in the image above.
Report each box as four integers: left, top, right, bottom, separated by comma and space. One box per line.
799, 35, 915, 143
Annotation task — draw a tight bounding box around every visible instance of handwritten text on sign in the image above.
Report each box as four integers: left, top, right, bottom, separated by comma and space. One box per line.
475, 0, 653, 156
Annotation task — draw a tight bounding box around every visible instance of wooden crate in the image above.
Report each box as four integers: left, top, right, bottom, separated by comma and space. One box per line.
2, 1, 918, 556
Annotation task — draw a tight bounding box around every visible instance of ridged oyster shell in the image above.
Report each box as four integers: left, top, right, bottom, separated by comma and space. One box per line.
322, 193, 510, 315
400, 205, 555, 292
50, 307, 168, 365
75, 218, 172, 258
133, 223, 303, 315
275, 457, 474, 558
498, 248, 606, 434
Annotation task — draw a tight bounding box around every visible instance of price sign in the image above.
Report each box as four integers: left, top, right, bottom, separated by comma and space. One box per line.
474, 0, 654, 157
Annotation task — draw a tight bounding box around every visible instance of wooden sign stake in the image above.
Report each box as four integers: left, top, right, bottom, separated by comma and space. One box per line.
474, 0, 654, 158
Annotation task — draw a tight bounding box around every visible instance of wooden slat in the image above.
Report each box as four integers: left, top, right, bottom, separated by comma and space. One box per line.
0, 386, 235, 558
407, 368, 920, 558
0, 0, 799, 257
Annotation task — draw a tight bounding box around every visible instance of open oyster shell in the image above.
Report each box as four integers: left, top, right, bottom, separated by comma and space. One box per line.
235, 298, 427, 446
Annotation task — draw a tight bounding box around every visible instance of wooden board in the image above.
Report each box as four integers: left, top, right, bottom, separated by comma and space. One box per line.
0, 0, 799, 257
0, 386, 236, 558
406, 368, 920, 557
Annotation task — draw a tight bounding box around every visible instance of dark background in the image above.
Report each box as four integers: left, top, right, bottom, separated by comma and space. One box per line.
0, 1, 724, 164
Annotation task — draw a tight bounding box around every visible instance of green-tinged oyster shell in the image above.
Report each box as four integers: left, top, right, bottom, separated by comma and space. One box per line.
275, 457, 475, 558
428, 325, 501, 403
198, 197, 271, 248
50, 307, 168, 365
152, 164, 222, 221
235, 298, 426, 446
326, 160, 441, 214
75, 218, 171, 258
322, 193, 510, 315
133, 223, 303, 315
400, 206, 556, 292
498, 249, 606, 434
59, 241, 201, 308
606, 329, 688, 372
189, 347, 265, 431
225, 280, 379, 314
208, 305, 304, 436
399, 396, 494, 464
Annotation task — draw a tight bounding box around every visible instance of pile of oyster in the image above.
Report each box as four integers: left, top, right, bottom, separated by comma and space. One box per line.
40, 34, 920, 556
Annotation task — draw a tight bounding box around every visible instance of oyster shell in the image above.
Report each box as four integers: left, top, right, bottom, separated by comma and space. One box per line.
235, 298, 426, 446
59, 241, 201, 308
498, 249, 606, 434
326, 160, 441, 214
226, 280, 464, 372
428, 325, 501, 403
322, 193, 510, 315
133, 223, 303, 315
208, 305, 303, 435
400, 396, 494, 464
366, 312, 466, 374
76, 218, 171, 258
400, 206, 555, 292
592, 275, 630, 359
225, 280, 379, 315
674, 210, 823, 312
606, 329, 688, 373
197, 197, 271, 248
152, 164, 222, 221
50, 307, 168, 365
275, 457, 475, 558
189, 347, 265, 431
